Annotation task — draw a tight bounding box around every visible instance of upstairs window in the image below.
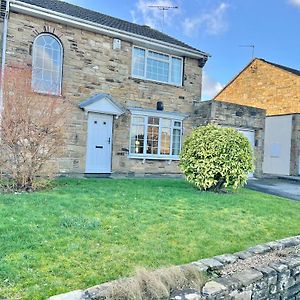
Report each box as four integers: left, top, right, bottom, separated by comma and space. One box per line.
132, 46, 183, 86
32, 34, 63, 95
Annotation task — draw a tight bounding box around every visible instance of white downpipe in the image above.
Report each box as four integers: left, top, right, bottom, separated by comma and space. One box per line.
0, 0, 9, 115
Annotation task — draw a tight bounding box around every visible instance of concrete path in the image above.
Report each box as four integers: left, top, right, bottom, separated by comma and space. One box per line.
246, 178, 300, 201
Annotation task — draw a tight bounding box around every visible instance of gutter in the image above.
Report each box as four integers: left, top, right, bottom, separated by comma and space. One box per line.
9, 0, 210, 60
0, 0, 9, 115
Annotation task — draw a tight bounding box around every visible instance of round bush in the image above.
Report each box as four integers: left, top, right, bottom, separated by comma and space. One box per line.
179, 124, 254, 191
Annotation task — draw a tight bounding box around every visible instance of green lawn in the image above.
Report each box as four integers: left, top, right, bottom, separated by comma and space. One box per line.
0, 179, 299, 299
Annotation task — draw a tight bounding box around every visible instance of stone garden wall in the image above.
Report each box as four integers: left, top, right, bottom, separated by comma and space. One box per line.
49, 235, 300, 300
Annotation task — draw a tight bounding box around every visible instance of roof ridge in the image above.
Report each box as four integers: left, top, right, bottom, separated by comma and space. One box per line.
16, 0, 206, 54
51, 0, 146, 31
257, 58, 300, 77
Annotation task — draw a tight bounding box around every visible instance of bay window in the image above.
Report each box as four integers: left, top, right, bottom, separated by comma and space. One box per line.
132, 46, 183, 86
130, 112, 183, 159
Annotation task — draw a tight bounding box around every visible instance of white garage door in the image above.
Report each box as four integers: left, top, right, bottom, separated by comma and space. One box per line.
238, 128, 255, 177
263, 115, 292, 176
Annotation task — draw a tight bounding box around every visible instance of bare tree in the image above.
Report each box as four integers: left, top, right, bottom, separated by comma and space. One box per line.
0, 66, 70, 191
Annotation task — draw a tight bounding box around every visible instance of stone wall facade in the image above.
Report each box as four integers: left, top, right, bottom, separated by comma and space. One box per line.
214, 59, 300, 116
5, 12, 203, 175
49, 235, 300, 300
193, 100, 266, 177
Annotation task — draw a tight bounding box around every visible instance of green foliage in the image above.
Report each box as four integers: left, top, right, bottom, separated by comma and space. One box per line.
1, 179, 299, 299
180, 124, 255, 191
60, 216, 101, 229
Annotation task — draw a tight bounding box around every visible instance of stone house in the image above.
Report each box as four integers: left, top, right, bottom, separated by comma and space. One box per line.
0, 0, 267, 177
0, 0, 211, 176
214, 58, 300, 176
214, 58, 300, 116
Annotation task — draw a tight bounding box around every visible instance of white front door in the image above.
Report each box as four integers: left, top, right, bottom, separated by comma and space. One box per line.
238, 128, 255, 177
86, 113, 113, 173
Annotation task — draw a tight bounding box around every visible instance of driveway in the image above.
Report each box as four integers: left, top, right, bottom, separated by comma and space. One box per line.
246, 178, 300, 201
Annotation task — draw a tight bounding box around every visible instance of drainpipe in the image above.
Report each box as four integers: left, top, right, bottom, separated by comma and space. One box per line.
0, 0, 10, 116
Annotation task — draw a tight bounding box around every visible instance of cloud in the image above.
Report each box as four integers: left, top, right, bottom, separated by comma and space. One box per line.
131, 0, 180, 30
289, 0, 300, 7
202, 72, 224, 100
182, 2, 229, 37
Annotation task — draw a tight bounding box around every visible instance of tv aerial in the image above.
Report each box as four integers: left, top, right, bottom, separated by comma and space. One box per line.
239, 45, 255, 60
148, 5, 178, 32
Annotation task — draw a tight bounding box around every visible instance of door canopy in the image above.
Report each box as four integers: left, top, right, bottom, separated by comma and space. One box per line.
79, 94, 126, 116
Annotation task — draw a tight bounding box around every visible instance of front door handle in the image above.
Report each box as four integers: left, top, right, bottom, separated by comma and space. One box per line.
95, 145, 103, 149
108, 137, 111, 144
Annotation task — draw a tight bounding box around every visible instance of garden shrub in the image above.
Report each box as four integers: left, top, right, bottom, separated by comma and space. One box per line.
179, 124, 254, 192
106, 265, 205, 300
0, 66, 70, 192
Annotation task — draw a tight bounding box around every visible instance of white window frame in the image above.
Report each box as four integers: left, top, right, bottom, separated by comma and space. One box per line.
129, 109, 185, 160
131, 46, 183, 87
32, 33, 63, 96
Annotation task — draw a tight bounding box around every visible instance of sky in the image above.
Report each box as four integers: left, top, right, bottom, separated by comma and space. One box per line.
64, 0, 300, 100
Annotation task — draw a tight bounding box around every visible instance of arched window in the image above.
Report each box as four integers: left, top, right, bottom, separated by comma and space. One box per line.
32, 33, 63, 95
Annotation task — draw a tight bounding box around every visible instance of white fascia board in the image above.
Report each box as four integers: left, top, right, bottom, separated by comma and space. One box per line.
10, 1, 209, 60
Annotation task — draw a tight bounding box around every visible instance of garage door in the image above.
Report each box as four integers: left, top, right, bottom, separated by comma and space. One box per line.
238, 128, 255, 177
262, 116, 292, 176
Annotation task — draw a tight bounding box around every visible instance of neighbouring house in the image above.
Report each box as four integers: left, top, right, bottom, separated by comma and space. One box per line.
214, 58, 300, 176
214, 58, 300, 116
0, 0, 210, 176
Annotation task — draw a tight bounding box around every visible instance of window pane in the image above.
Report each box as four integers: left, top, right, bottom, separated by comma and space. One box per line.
43, 35, 54, 46
43, 70, 52, 81
132, 48, 145, 77
148, 50, 169, 61
147, 126, 159, 154
172, 128, 181, 155
32, 34, 62, 95
33, 55, 43, 68
130, 125, 144, 154
174, 121, 181, 127
171, 57, 182, 85
148, 117, 159, 125
52, 50, 60, 63
161, 118, 171, 127
35, 36, 45, 47
132, 116, 144, 124
146, 58, 169, 82
160, 127, 171, 155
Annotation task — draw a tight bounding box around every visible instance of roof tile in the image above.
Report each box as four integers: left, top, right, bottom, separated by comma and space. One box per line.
17, 0, 205, 54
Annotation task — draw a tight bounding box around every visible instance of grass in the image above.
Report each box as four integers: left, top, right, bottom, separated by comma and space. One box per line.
0, 178, 299, 299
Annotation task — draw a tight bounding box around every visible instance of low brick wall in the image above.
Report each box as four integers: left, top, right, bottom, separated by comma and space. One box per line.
49, 236, 300, 300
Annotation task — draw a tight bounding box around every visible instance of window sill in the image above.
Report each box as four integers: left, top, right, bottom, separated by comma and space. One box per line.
128, 154, 180, 161
32, 90, 64, 98
129, 76, 183, 88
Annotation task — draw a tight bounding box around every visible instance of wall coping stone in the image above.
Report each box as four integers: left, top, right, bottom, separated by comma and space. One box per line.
230, 268, 263, 286
198, 258, 223, 270
202, 281, 227, 296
